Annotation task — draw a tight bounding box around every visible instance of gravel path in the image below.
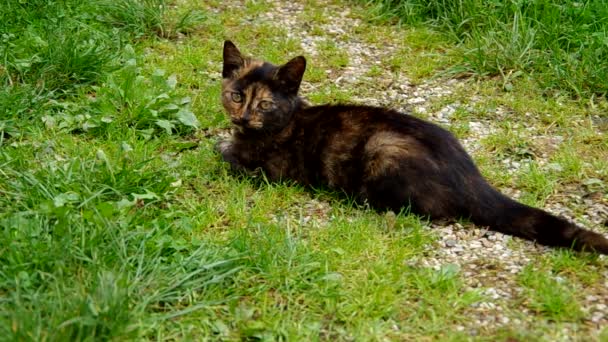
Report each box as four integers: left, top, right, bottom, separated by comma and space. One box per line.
217, 0, 608, 338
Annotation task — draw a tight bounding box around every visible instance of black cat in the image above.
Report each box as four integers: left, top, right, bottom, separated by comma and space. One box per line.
217, 40, 608, 254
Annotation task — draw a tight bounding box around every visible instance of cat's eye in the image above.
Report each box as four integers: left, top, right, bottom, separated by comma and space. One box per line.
258, 101, 273, 110
231, 92, 243, 103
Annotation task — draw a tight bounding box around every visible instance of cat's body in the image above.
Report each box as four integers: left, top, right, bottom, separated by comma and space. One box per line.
218, 40, 608, 254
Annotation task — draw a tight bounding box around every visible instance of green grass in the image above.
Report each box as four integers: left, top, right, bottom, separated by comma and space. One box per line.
1, 0, 608, 340
518, 265, 584, 322
357, 0, 608, 98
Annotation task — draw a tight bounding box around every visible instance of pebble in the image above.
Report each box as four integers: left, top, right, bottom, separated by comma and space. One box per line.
407, 97, 426, 104
445, 239, 458, 247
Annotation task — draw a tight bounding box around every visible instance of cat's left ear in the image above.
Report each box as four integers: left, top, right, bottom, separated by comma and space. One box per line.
276, 56, 306, 93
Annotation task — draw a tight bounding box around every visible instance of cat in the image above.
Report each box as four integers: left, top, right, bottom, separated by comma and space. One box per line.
216, 40, 608, 254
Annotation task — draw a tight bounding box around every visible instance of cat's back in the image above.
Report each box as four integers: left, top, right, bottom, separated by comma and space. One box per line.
293, 104, 467, 189
296, 104, 459, 152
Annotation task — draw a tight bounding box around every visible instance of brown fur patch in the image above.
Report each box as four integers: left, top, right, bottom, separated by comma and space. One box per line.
364, 131, 426, 178
321, 122, 364, 187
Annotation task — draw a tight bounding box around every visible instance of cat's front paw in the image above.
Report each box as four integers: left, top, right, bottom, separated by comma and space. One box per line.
215, 140, 245, 171
215, 139, 233, 155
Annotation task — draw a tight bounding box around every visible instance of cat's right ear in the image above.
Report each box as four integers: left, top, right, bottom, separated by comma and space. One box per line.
276, 56, 306, 93
223, 40, 244, 79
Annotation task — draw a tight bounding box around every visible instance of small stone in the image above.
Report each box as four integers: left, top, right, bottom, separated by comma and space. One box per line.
591, 313, 604, 323
407, 97, 425, 104
445, 239, 458, 247
586, 295, 598, 302
469, 241, 482, 249
416, 106, 427, 114
482, 239, 494, 248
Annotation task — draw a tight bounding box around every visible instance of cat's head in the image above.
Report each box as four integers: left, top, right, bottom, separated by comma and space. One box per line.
221, 40, 306, 132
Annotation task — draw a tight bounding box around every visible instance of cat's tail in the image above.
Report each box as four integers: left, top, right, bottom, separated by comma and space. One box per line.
468, 181, 608, 254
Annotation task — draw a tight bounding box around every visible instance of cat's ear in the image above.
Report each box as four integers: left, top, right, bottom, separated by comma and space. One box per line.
223, 40, 244, 78
276, 56, 306, 93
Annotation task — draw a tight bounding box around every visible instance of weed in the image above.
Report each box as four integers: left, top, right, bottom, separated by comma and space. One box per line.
518, 265, 584, 322
357, 0, 608, 97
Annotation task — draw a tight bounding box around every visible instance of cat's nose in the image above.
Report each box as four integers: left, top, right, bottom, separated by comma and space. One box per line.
232, 117, 249, 126
232, 112, 250, 126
